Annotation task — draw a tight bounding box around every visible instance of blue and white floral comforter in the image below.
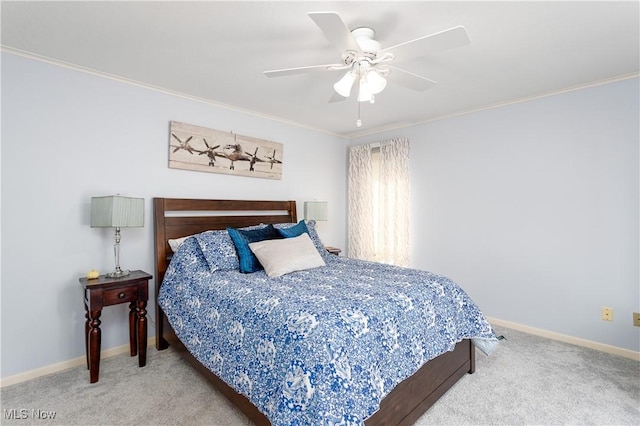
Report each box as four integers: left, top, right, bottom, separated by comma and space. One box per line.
159, 237, 497, 425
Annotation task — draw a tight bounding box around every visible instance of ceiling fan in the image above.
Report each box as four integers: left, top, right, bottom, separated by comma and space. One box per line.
264, 11, 470, 116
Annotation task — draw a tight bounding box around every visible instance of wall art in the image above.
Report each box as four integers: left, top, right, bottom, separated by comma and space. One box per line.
169, 121, 283, 180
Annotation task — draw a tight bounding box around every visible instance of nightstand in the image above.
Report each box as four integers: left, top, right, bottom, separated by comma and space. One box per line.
325, 246, 341, 256
79, 270, 152, 383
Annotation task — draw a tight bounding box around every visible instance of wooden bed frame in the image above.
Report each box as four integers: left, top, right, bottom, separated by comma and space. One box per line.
153, 197, 475, 426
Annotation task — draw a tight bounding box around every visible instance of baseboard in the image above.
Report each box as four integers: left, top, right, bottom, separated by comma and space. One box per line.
0, 337, 157, 388
488, 317, 640, 361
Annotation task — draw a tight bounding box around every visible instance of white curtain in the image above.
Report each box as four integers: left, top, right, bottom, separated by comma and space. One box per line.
348, 144, 374, 261
348, 138, 410, 266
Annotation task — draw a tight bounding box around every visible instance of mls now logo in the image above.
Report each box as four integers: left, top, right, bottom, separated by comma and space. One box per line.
3, 408, 57, 420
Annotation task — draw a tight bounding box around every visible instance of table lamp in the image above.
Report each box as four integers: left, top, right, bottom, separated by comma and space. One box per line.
304, 201, 328, 221
91, 195, 144, 278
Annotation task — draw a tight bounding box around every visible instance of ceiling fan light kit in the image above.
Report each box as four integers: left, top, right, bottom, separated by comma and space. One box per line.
264, 12, 470, 128
334, 67, 387, 101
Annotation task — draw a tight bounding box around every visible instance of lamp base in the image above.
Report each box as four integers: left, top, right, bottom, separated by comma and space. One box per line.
106, 269, 130, 278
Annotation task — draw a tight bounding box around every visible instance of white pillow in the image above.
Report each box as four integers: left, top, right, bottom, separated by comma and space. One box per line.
168, 236, 192, 252
249, 233, 326, 277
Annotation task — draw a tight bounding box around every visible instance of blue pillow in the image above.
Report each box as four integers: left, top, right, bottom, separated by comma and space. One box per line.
277, 220, 309, 238
227, 224, 282, 273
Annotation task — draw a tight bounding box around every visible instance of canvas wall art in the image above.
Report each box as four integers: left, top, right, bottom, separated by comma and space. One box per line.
169, 121, 283, 180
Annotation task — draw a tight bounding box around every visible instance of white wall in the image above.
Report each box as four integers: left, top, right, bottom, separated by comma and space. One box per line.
351, 78, 639, 352
2, 51, 638, 380
0, 52, 347, 378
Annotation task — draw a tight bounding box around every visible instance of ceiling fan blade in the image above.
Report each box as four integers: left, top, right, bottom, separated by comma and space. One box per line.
308, 12, 361, 53
388, 66, 437, 91
329, 91, 347, 103
380, 26, 470, 61
264, 63, 343, 78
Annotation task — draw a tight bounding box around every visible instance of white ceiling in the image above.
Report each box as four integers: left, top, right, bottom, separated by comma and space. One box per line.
2, 1, 639, 137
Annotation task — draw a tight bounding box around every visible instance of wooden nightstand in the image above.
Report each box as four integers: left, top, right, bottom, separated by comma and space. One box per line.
79, 270, 152, 383
325, 246, 341, 256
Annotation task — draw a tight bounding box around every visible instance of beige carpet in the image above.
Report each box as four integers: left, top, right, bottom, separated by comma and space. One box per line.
1, 326, 638, 425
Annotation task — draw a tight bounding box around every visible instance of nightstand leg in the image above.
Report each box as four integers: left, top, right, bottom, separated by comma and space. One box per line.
129, 301, 137, 357
88, 309, 102, 383
84, 307, 90, 370
137, 300, 147, 367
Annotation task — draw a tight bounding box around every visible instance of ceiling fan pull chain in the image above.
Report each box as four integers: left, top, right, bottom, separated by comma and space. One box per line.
356, 62, 363, 127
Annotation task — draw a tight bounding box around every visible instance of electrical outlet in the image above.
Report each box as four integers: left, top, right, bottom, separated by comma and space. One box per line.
633, 312, 640, 327
601, 307, 613, 322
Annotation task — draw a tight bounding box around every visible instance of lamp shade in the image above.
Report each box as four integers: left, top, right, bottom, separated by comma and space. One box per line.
91, 195, 144, 228
357, 76, 373, 103
334, 71, 357, 97
304, 201, 328, 221
365, 69, 387, 94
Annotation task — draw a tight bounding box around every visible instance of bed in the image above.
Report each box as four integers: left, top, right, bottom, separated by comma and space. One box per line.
154, 197, 496, 425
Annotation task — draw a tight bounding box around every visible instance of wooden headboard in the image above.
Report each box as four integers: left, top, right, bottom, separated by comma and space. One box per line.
153, 197, 297, 349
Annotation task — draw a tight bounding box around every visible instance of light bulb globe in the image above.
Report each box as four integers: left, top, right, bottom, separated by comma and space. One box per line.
365, 69, 387, 94
333, 71, 356, 97
358, 76, 373, 102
